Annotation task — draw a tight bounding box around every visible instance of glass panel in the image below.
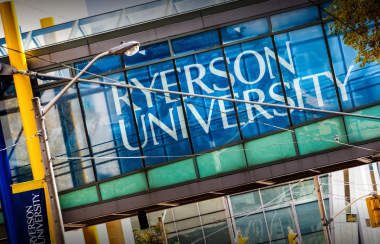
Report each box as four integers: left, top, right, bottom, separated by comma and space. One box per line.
0, 98, 32, 183
325, 23, 380, 110
235, 213, 269, 244
36, 86, 95, 191
78, 73, 143, 180
172, 30, 220, 55
177, 227, 204, 244
176, 49, 240, 152
0, 212, 3, 224
74, 55, 122, 78
25, 22, 75, 50
295, 201, 323, 235
0, 38, 7, 56
270, 6, 320, 32
173, 0, 214, 13
124, 41, 171, 67
196, 144, 247, 178
321, 176, 329, 198
265, 207, 295, 241
34, 68, 71, 86
261, 184, 291, 209
198, 198, 224, 215
221, 18, 269, 43
0, 76, 16, 97
295, 117, 347, 155
224, 37, 290, 138
99, 172, 148, 200
201, 211, 226, 224
230, 191, 261, 216
321, 2, 333, 19
148, 210, 174, 226
167, 235, 180, 244
274, 25, 340, 125
74, 10, 122, 38
302, 231, 325, 244
244, 132, 296, 166
128, 61, 191, 166
59, 186, 99, 210
203, 221, 231, 244
147, 159, 197, 189
345, 106, 380, 143
176, 216, 201, 231
173, 203, 199, 220
291, 179, 317, 204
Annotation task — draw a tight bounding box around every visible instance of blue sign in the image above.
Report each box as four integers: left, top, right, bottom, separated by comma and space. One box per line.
13, 187, 50, 244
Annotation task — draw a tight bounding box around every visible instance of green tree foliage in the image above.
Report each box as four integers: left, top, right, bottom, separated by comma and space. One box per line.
326, 0, 380, 67
133, 223, 179, 244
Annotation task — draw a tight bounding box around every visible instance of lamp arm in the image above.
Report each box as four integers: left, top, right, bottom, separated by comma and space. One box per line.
43, 51, 109, 115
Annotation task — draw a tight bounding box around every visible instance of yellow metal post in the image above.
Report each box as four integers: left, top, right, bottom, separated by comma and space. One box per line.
0, 1, 56, 243
40, 17, 58, 45
83, 226, 100, 244
40, 17, 55, 28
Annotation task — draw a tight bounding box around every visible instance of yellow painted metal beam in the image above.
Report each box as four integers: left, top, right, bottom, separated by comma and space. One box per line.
83, 226, 100, 244
106, 220, 126, 244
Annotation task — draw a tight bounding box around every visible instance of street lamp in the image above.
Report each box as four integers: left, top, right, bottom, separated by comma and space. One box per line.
31, 41, 140, 244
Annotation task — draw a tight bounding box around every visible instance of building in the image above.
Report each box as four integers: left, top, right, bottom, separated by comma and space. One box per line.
0, 0, 380, 242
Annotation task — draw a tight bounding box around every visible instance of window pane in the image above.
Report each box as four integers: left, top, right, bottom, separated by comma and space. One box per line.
235, 213, 269, 244
224, 37, 290, 138
124, 41, 171, 67
172, 30, 220, 55
0, 76, 16, 97
174, 203, 199, 221
147, 159, 197, 189
295, 201, 323, 235
78, 73, 143, 180
230, 191, 261, 216
270, 6, 320, 32
196, 144, 247, 178
74, 55, 122, 78
120, 0, 169, 27
345, 105, 380, 144
245, 131, 296, 166
325, 23, 380, 110
176, 217, 201, 231
59, 186, 99, 210
36, 86, 95, 191
99, 172, 148, 200
0, 98, 32, 183
128, 61, 192, 166
177, 227, 204, 244
201, 211, 226, 225
25, 22, 74, 49
265, 207, 295, 241
34, 68, 71, 86
321, 2, 333, 19
176, 49, 240, 152
198, 198, 224, 215
291, 179, 317, 204
274, 25, 340, 125
261, 184, 291, 209
221, 17, 269, 43
204, 221, 231, 244
295, 117, 347, 155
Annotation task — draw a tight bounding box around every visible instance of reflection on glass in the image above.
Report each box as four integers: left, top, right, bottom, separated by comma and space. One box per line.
321, 2, 333, 19
124, 42, 171, 67
291, 179, 317, 204
0, 98, 32, 183
325, 22, 380, 110
204, 221, 231, 244
0, 38, 7, 56
36, 86, 95, 191
0, 76, 16, 98
265, 207, 295, 241
177, 227, 204, 244
231, 191, 261, 216
224, 37, 290, 139
74, 55, 122, 78
270, 6, 320, 32
34, 68, 71, 86
128, 61, 191, 166
295, 201, 323, 235
261, 184, 291, 209
79, 72, 143, 180
221, 18, 269, 43
121, 0, 170, 26
235, 214, 269, 244
176, 49, 240, 152
172, 30, 220, 55
176, 217, 201, 231
275, 25, 340, 125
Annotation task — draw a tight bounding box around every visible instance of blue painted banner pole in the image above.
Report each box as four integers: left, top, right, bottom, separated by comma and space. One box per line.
0, 120, 18, 244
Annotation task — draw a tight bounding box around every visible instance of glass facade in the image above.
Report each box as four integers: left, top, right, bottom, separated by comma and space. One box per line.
1, 1, 380, 212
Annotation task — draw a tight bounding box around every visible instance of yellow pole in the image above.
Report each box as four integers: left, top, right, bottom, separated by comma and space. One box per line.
40, 17, 55, 28
40, 17, 58, 45
83, 226, 100, 244
0, 1, 56, 243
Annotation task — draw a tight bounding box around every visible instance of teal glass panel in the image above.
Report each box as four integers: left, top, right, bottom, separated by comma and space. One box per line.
295, 117, 347, 155
230, 191, 261, 216
196, 144, 247, 178
261, 184, 292, 210
59, 186, 99, 210
204, 221, 231, 244
0, 212, 3, 224
147, 159, 197, 189
291, 179, 317, 204
295, 201, 323, 235
244, 132, 296, 166
99, 172, 148, 200
265, 207, 295, 241
344, 105, 380, 143
235, 214, 269, 244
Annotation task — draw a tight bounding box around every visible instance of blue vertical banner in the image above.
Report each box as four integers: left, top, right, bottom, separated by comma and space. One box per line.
12, 180, 51, 244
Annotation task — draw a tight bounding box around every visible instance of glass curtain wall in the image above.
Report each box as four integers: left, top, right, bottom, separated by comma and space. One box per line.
1, 1, 380, 209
